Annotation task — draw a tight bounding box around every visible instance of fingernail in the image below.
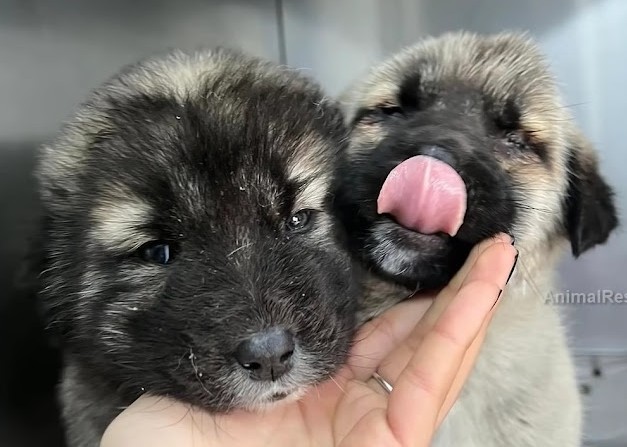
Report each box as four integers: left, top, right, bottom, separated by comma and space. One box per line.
491, 289, 503, 310
493, 252, 517, 310
506, 251, 519, 285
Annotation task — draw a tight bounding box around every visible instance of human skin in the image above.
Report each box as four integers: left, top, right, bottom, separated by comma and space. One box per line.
101, 234, 517, 447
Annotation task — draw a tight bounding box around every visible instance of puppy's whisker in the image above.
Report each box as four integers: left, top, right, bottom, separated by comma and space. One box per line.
227, 242, 253, 258
331, 370, 354, 384
344, 362, 377, 371
501, 201, 557, 215
159, 403, 194, 430
209, 413, 231, 441
175, 350, 188, 371
527, 118, 579, 124
188, 411, 209, 443
534, 102, 588, 114
350, 332, 375, 346
508, 184, 563, 192
515, 257, 547, 305
347, 353, 379, 360
327, 375, 347, 395
188, 347, 212, 397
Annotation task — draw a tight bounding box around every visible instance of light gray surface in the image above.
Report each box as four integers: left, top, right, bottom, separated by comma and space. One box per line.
0, 0, 280, 143
0, 0, 624, 445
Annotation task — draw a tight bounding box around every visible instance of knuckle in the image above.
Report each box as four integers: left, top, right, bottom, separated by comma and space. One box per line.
431, 321, 467, 350
461, 279, 501, 299
403, 364, 439, 399
372, 313, 403, 346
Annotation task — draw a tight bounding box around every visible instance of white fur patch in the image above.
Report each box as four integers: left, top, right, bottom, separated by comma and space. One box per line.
286, 134, 327, 179
371, 226, 416, 276
90, 197, 152, 252
293, 174, 331, 212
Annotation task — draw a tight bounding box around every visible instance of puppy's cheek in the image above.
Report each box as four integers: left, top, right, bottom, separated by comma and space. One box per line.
455, 165, 515, 239
88, 266, 164, 351
77, 268, 120, 343
370, 234, 417, 278
97, 297, 149, 354
368, 222, 447, 272
306, 214, 342, 249
79, 267, 106, 310
509, 170, 565, 245
293, 305, 350, 370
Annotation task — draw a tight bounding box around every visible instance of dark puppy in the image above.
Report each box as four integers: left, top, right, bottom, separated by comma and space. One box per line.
332, 31, 618, 446
35, 48, 357, 446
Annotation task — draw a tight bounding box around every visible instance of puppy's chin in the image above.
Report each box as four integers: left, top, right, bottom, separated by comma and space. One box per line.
223, 359, 324, 412
367, 217, 472, 290
238, 385, 307, 412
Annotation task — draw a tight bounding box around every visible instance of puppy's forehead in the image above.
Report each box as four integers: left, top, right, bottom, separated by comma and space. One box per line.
96, 101, 335, 214
40, 47, 345, 218
357, 35, 546, 104
346, 32, 572, 155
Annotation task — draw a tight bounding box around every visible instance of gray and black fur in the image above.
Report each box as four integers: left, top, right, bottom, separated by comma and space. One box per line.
332, 31, 618, 446
35, 48, 358, 446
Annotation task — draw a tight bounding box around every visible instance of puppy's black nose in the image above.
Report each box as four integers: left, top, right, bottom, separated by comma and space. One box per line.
235, 327, 295, 381
420, 145, 456, 168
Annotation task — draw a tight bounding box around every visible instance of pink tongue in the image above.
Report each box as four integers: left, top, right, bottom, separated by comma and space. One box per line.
377, 155, 467, 236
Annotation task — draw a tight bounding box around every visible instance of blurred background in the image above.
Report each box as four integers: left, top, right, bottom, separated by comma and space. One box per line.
0, 1, 624, 446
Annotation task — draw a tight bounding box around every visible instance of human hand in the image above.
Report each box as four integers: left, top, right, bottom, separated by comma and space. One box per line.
101, 234, 517, 447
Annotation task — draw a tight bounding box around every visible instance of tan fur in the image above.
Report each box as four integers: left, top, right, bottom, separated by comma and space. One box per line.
90, 197, 152, 252
342, 31, 598, 447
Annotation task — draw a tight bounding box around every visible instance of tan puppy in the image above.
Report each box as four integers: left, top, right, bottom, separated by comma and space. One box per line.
332, 31, 618, 446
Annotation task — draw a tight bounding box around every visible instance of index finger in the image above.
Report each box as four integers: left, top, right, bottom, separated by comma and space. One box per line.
386, 279, 505, 446
417, 234, 515, 331
371, 240, 517, 393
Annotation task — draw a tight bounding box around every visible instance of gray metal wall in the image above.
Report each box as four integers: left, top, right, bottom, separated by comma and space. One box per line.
1, 1, 624, 445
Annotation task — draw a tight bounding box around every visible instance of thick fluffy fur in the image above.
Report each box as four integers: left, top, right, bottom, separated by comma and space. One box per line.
332, 31, 618, 446
35, 48, 358, 446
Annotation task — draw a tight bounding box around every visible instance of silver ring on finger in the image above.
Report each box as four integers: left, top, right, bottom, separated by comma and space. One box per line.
371, 371, 393, 394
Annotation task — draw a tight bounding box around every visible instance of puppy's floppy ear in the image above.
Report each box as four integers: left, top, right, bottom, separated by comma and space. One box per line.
564, 136, 618, 257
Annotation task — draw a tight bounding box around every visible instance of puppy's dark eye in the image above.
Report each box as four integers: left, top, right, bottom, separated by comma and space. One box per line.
139, 241, 172, 265
378, 106, 405, 117
286, 210, 314, 232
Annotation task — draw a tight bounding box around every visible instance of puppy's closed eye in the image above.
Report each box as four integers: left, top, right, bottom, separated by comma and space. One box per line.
352, 104, 405, 127
378, 105, 406, 117
490, 100, 546, 161
494, 131, 533, 158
